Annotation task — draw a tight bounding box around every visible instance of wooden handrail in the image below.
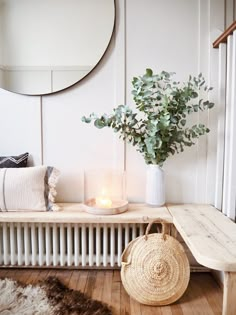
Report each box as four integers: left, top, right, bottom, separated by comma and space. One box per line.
213, 21, 236, 48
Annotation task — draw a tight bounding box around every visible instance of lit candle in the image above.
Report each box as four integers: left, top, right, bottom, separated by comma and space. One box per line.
95, 188, 112, 208
95, 197, 112, 208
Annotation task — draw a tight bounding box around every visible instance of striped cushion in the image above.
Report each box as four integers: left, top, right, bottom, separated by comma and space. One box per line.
0, 153, 29, 168
0, 166, 60, 211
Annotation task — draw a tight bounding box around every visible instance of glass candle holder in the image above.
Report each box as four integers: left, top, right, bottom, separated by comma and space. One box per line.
84, 169, 128, 215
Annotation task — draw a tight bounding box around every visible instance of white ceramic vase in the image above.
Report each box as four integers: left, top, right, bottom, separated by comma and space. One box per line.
145, 164, 165, 206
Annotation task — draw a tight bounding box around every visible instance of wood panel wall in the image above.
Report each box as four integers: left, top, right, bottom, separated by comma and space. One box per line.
0, 0, 225, 204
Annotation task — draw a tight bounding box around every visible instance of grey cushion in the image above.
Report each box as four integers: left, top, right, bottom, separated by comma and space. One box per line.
0, 153, 29, 168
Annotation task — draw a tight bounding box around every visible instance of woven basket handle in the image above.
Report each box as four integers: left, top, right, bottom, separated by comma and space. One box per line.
144, 218, 170, 241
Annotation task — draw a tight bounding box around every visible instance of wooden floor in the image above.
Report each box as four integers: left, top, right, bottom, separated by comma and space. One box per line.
0, 269, 222, 315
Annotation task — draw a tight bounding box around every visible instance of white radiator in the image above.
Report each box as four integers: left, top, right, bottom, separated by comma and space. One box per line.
0, 222, 145, 267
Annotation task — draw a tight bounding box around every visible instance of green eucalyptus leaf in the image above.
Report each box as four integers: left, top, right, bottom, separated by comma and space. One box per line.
208, 102, 214, 109
94, 119, 106, 129
81, 116, 91, 123
180, 119, 186, 126
146, 68, 153, 76
193, 105, 199, 112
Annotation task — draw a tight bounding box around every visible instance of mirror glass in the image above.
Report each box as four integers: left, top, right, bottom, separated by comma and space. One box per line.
0, 0, 115, 95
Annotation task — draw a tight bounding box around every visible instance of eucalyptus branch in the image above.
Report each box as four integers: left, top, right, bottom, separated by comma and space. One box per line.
82, 69, 214, 166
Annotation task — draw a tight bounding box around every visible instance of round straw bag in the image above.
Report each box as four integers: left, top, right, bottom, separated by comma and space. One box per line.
121, 219, 190, 305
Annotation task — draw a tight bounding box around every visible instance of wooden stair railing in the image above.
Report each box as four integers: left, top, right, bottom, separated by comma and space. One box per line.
212, 19, 236, 221
213, 20, 236, 48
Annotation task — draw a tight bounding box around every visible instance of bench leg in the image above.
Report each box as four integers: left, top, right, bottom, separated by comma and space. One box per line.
223, 272, 236, 315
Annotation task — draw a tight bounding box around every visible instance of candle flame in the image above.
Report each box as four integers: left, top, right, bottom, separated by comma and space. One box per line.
95, 188, 112, 208
96, 197, 112, 208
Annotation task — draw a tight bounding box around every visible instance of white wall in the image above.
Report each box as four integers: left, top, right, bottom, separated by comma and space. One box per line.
225, 0, 236, 27
0, 1, 3, 67
0, 0, 225, 203
0, 89, 42, 166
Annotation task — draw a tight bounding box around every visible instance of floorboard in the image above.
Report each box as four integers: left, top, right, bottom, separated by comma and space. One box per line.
0, 270, 222, 314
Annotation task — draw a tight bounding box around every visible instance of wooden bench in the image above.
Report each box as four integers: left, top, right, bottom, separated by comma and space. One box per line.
168, 204, 236, 315
0, 203, 172, 224
1, 202, 235, 314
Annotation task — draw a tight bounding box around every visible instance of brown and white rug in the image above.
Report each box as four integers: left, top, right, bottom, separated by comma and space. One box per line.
0, 276, 112, 315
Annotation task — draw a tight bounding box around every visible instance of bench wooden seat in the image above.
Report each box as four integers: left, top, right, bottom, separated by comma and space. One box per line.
0, 203, 172, 223
168, 204, 236, 315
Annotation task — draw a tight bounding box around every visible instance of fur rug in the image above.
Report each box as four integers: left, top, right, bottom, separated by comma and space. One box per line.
0, 276, 112, 315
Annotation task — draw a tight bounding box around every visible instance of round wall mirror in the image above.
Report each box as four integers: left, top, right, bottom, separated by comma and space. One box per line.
0, 0, 115, 95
